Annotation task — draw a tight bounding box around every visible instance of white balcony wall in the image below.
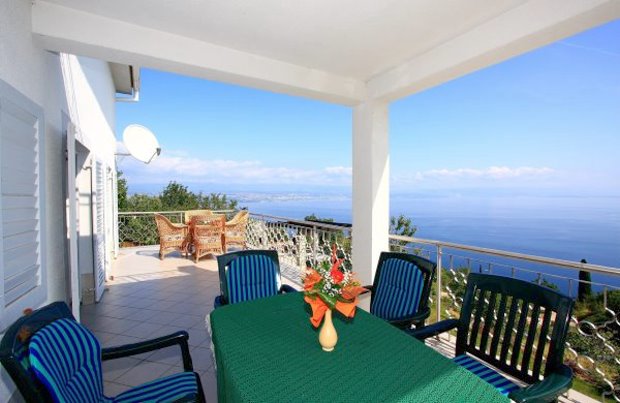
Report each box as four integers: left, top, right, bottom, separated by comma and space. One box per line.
0, 0, 118, 401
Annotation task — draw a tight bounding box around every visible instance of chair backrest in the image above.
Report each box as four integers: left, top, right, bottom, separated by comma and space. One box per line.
185, 209, 212, 224
0, 302, 76, 401
29, 318, 104, 402
154, 213, 173, 231
191, 215, 225, 238
226, 210, 249, 227
217, 250, 282, 305
456, 273, 575, 384
369, 252, 436, 322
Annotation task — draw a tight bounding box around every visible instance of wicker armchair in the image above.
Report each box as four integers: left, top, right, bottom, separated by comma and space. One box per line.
154, 214, 188, 260
184, 209, 213, 225
225, 210, 249, 252
191, 215, 225, 262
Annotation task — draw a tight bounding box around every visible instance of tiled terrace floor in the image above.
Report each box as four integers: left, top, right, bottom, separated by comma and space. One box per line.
80, 247, 222, 402
82, 246, 595, 403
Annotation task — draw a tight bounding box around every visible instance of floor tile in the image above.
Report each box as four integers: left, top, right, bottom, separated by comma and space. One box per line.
104, 381, 131, 397
102, 356, 141, 382
190, 346, 214, 371
123, 322, 164, 339
115, 361, 172, 387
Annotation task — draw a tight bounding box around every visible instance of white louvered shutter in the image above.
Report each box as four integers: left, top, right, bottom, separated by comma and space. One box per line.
0, 83, 46, 330
93, 160, 106, 302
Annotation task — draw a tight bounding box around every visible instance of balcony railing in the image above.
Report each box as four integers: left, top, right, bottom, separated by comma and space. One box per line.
389, 235, 620, 402
116, 210, 620, 401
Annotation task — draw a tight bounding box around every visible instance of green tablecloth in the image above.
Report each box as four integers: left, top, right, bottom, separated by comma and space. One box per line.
210, 293, 508, 403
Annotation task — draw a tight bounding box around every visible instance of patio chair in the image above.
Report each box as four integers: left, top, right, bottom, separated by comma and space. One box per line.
191, 214, 225, 262
409, 273, 575, 402
154, 213, 188, 260
363, 252, 436, 330
0, 302, 205, 402
214, 250, 296, 308
224, 210, 249, 252
184, 209, 213, 225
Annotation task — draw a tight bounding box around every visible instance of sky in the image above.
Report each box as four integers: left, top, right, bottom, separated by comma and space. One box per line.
116, 19, 620, 197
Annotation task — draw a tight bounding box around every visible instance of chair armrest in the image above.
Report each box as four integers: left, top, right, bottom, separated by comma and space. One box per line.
102, 331, 194, 372
280, 284, 298, 294
509, 365, 573, 403
214, 295, 226, 308
406, 319, 459, 340
389, 307, 431, 329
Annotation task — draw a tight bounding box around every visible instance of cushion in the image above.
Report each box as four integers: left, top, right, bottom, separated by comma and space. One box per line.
114, 372, 199, 403
371, 258, 424, 321
29, 318, 105, 403
453, 355, 520, 396
226, 254, 279, 304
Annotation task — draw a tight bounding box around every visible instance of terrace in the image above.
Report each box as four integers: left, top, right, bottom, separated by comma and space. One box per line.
79, 211, 620, 402
2, 1, 619, 401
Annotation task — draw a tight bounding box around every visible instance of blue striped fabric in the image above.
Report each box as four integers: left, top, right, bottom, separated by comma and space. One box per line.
114, 372, 198, 403
453, 355, 520, 396
370, 258, 424, 321
227, 254, 279, 304
29, 318, 107, 403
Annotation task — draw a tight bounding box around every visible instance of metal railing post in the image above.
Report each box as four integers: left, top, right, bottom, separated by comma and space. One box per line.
436, 244, 443, 326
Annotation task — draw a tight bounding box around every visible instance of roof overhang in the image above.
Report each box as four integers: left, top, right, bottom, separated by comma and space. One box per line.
31, 0, 620, 105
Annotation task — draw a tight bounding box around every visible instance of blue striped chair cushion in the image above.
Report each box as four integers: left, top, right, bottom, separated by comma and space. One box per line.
29, 318, 106, 403
453, 355, 520, 396
227, 254, 279, 304
114, 372, 199, 403
370, 258, 424, 321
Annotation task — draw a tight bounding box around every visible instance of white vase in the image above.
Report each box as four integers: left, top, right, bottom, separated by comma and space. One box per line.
318, 309, 338, 352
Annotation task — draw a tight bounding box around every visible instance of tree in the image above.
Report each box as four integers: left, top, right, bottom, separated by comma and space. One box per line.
126, 194, 162, 212
578, 258, 592, 302
304, 213, 334, 223
389, 214, 417, 252
160, 181, 199, 210
197, 192, 238, 210
117, 170, 128, 211
390, 214, 417, 238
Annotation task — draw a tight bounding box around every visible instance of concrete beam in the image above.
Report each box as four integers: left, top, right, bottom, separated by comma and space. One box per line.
368, 0, 620, 102
31, 1, 366, 106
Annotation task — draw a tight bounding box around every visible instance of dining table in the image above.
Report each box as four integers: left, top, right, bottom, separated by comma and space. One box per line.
209, 292, 509, 403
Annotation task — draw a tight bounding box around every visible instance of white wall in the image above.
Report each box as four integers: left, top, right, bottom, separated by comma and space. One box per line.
0, 0, 67, 400
0, 1, 118, 400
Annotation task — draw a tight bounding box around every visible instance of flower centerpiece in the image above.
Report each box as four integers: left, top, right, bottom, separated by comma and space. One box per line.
303, 245, 367, 351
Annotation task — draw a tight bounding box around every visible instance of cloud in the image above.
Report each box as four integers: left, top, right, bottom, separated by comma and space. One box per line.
118, 150, 353, 187
393, 166, 556, 187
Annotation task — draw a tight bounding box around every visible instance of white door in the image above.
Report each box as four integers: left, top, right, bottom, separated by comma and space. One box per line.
65, 123, 81, 319
92, 160, 106, 302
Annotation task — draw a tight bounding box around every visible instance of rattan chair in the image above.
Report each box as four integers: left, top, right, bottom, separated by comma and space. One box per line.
191, 215, 225, 262
224, 210, 249, 252
184, 209, 213, 224
154, 214, 188, 260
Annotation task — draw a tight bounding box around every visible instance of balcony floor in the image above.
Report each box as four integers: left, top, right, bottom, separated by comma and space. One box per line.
81, 246, 595, 402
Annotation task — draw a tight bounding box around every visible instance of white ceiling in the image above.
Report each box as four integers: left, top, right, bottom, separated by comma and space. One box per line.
33, 0, 619, 104
42, 0, 526, 81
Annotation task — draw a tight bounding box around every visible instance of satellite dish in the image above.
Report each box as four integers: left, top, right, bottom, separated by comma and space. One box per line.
121, 124, 161, 164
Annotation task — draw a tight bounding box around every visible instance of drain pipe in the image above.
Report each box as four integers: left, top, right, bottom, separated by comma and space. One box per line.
116, 65, 140, 103
116, 88, 139, 103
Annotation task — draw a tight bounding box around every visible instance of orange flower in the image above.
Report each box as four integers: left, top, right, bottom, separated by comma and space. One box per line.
330, 267, 344, 284
303, 269, 322, 291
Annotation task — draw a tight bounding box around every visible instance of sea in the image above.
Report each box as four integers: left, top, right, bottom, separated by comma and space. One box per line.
237, 192, 620, 292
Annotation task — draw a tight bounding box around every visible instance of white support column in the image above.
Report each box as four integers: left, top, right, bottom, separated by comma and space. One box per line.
352, 100, 390, 285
